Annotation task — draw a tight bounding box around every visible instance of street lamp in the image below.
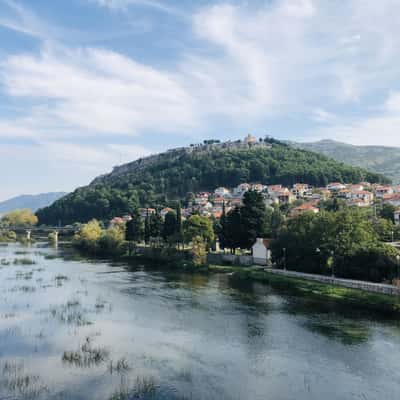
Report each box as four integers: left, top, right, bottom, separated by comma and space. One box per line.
396, 254, 400, 285
330, 250, 335, 278
391, 230, 394, 243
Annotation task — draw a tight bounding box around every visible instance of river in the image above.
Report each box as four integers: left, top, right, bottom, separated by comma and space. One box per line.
0, 242, 399, 400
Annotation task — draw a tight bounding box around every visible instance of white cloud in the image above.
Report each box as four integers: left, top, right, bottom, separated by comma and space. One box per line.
2, 0, 400, 147
312, 91, 400, 146
0, 0, 50, 38
0, 46, 197, 138
92, 0, 184, 17
0, 140, 152, 200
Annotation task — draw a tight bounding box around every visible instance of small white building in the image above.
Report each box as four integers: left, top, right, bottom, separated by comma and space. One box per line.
214, 187, 231, 197
252, 238, 271, 266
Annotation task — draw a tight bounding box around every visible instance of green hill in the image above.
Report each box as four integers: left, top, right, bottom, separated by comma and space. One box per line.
36, 139, 389, 225
292, 140, 400, 183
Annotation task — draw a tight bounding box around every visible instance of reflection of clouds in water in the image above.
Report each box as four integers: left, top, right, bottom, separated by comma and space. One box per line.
0, 243, 400, 399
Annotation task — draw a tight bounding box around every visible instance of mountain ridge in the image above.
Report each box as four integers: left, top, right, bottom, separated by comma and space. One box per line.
0, 192, 67, 214
292, 140, 400, 183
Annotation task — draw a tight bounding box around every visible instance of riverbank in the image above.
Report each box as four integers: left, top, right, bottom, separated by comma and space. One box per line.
67, 244, 400, 317
230, 268, 400, 317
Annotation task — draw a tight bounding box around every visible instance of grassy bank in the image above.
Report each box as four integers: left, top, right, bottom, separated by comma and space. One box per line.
230, 268, 400, 317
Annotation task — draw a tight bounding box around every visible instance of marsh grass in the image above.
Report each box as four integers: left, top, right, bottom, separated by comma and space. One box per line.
13, 258, 36, 266
62, 337, 109, 368
49, 303, 91, 326
54, 274, 69, 287
1, 360, 48, 398
109, 358, 130, 374
109, 377, 157, 400
10, 285, 36, 293
15, 270, 34, 280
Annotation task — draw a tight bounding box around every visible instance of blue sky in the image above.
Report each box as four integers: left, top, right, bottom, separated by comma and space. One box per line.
1, 0, 400, 200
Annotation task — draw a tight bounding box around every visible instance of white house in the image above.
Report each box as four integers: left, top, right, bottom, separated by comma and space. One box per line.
252, 238, 271, 265
327, 182, 346, 191
233, 183, 251, 196
214, 187, 231, 197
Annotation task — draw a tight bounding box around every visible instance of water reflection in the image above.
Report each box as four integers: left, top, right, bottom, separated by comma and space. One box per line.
0, 242, 400, 400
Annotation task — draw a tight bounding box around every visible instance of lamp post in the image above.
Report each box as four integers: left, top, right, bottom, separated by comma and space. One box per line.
330, 250, 335, 278
391, 230, 394, 243
396, 254, 400, 286
283, 247, 287, 270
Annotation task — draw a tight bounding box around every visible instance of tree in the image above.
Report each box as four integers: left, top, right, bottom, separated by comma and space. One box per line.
191, 236, 207, 266
144, 210, 151, 244
73, 219, 103, 253
125, 210, 144, 242
1, 209, 38, 227
271, 207, 398, 281
162, 211, 178, 241
183, 215, 215, 247
380, 203, 396, 223
218, 201, 229, 249
149, 211, 163, 238
239, 190, 268, 248
99, 225, 125, 256
224, 206, 243, 253
176, 203, 183, 246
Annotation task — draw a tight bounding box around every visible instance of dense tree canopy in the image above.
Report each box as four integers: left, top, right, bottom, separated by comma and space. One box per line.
271, 208, 398, 282
1, 209, 38, 227
36, 141, 389, 225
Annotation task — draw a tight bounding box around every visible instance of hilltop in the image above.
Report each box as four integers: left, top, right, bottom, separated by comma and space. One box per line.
0, 192, 66, 215
36, 137, 389, 225
292, 140, 400, 183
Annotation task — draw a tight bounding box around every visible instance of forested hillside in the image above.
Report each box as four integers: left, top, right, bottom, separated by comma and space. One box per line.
293, 140, 400, 183
36, 140, 389, 225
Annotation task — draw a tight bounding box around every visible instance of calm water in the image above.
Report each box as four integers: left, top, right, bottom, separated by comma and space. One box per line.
0, 243, 400, 400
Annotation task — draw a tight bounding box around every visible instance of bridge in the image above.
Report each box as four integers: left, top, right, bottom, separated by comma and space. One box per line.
0, 226, 76, 242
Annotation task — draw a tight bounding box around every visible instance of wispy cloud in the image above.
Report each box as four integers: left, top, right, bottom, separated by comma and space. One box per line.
314, 92, 400, 146
2, 0, 400, 198
92, 0, 186, 18
0, 45, 197, 139
0, 0, 48, 38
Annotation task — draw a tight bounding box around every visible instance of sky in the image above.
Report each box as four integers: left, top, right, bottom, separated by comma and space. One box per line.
1, 0, 400, 200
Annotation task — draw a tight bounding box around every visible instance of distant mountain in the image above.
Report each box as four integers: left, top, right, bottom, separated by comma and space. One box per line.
0, 192, 67, 214
292, 140, 400, 183
36, 138, 388, 225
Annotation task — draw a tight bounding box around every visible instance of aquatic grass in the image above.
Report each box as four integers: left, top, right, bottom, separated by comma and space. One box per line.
1, 258, 11, 265
54, 274, 69, 287
108, 377, 157, 400
15, 270, 34, 280
50, 307, 91, 326
1, 360, 48, 398
13, 258, 36, 266
14, 251, 30, 255
1, 312, 16, 319
10, 285, 36, 293
109, 358, 130, 374
62, 337, 109, 368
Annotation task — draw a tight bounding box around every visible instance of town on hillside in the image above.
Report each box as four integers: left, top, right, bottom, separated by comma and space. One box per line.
111, 180, 400, 226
